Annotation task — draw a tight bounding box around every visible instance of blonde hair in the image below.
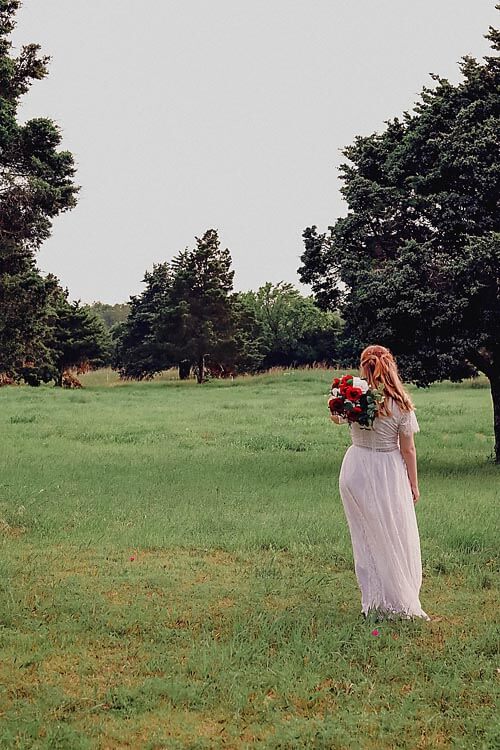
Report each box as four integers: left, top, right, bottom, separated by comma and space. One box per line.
360, 345, 413, 416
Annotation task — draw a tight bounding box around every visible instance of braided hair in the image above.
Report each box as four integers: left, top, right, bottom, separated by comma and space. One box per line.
360, 345, 414, 416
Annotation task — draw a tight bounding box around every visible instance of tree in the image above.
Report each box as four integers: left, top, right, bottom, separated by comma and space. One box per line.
299, 12, 500, 461
51, 296, 112, 386
115, 230, 236, 382
169, 229, 235, 382
229, 293, 269, 373
87, 302, 130, 329
238, 282, 340, 368
0, 270, 60, 383
0, 0, 78, 381
114, 263, 175, 380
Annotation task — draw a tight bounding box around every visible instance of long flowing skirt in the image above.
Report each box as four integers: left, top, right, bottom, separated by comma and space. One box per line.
339, 445, 429, 620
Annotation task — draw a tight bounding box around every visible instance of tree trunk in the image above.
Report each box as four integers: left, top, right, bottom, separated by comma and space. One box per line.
196, 355, 204, 384
178, 360, 190, 380
56, 367, 64, 387
489, 373, 500, 464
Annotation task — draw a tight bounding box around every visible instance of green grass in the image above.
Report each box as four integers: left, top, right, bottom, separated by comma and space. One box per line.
0, 369, 498, 749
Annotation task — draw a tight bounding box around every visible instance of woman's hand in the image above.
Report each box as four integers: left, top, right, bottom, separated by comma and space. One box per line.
330, 413, 344, 424
399, 432, 419, 504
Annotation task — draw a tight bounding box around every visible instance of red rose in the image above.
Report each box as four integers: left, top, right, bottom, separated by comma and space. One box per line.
345, 386, 363, 401
353, 405, 362, 413
332, 377, 340, 388
328, 397, 343, 412
341, 374, 354, 385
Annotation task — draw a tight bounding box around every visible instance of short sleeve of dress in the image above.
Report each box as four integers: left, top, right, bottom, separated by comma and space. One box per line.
398, 409, 420, 436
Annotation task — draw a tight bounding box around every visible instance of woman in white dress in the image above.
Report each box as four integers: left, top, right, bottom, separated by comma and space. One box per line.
332, 345, 429, 621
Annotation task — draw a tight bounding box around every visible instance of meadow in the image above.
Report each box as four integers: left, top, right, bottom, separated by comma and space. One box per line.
0, 368, 498, 750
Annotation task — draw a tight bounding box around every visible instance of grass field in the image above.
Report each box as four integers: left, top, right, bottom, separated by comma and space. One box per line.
0, 368, 498, 749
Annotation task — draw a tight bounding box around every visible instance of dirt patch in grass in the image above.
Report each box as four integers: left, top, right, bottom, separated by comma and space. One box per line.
36, 645, 148, 700
0, 518, 27, 537
80, 709, 235, 749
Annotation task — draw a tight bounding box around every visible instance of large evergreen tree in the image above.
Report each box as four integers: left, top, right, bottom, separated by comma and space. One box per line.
299, 13, 500, 461
169, 229, 235, 382
1, 270, 60, 384
51, 296, 112, 386
0, 0, 78, 380
114, 263, 176, 380
116, 230, 236, 382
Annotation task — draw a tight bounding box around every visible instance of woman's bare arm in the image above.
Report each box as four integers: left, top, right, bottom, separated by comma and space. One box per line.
399, 432, 420, 503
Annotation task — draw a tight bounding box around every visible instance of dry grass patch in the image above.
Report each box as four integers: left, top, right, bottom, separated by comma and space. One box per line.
0, 518, 26, 537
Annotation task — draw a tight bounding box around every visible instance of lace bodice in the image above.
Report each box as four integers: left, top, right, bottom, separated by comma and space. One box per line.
350, 398, 419, 452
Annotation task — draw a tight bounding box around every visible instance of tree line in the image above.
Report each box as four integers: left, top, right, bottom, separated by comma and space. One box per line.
0, 1, 340, 387
110, 230, 340, 383
0, 0, 498, 459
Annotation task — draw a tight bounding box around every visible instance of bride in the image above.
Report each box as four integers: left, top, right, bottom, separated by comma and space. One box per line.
331, 345, 430, 621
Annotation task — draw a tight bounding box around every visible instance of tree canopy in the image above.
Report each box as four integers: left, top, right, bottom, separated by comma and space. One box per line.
51, 296, 112, 386
0, 0, 78, 380
113, 262, 176, 380
299, 12, 500, 460
115, 240, 340, 382
115, 230, 236, 382
87, 302, 130, 330
237, 282, 340, 369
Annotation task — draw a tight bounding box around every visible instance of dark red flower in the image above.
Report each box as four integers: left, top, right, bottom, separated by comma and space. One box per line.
332, 377, 340, 388
345, 386, 363, 401
328, 397, 343, 412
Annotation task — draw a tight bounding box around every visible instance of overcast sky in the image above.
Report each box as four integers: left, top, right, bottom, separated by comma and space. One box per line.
12, 1, 498, 303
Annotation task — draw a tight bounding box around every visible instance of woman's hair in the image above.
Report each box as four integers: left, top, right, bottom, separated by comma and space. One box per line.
360, 345, 413, 415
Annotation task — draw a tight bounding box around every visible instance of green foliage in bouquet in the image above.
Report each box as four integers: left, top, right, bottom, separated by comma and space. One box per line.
364, 384, 385, 429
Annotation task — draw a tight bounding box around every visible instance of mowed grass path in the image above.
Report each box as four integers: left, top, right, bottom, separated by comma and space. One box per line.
0, 369, 498, 749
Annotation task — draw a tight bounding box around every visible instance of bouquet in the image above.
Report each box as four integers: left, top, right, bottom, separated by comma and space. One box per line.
328, 373, 384, 429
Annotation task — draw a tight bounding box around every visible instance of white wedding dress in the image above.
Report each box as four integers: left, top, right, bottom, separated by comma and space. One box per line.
339, 398, 429, 620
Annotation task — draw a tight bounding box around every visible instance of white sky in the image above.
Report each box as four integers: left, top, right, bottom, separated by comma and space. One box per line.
12, 0, 499, 303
